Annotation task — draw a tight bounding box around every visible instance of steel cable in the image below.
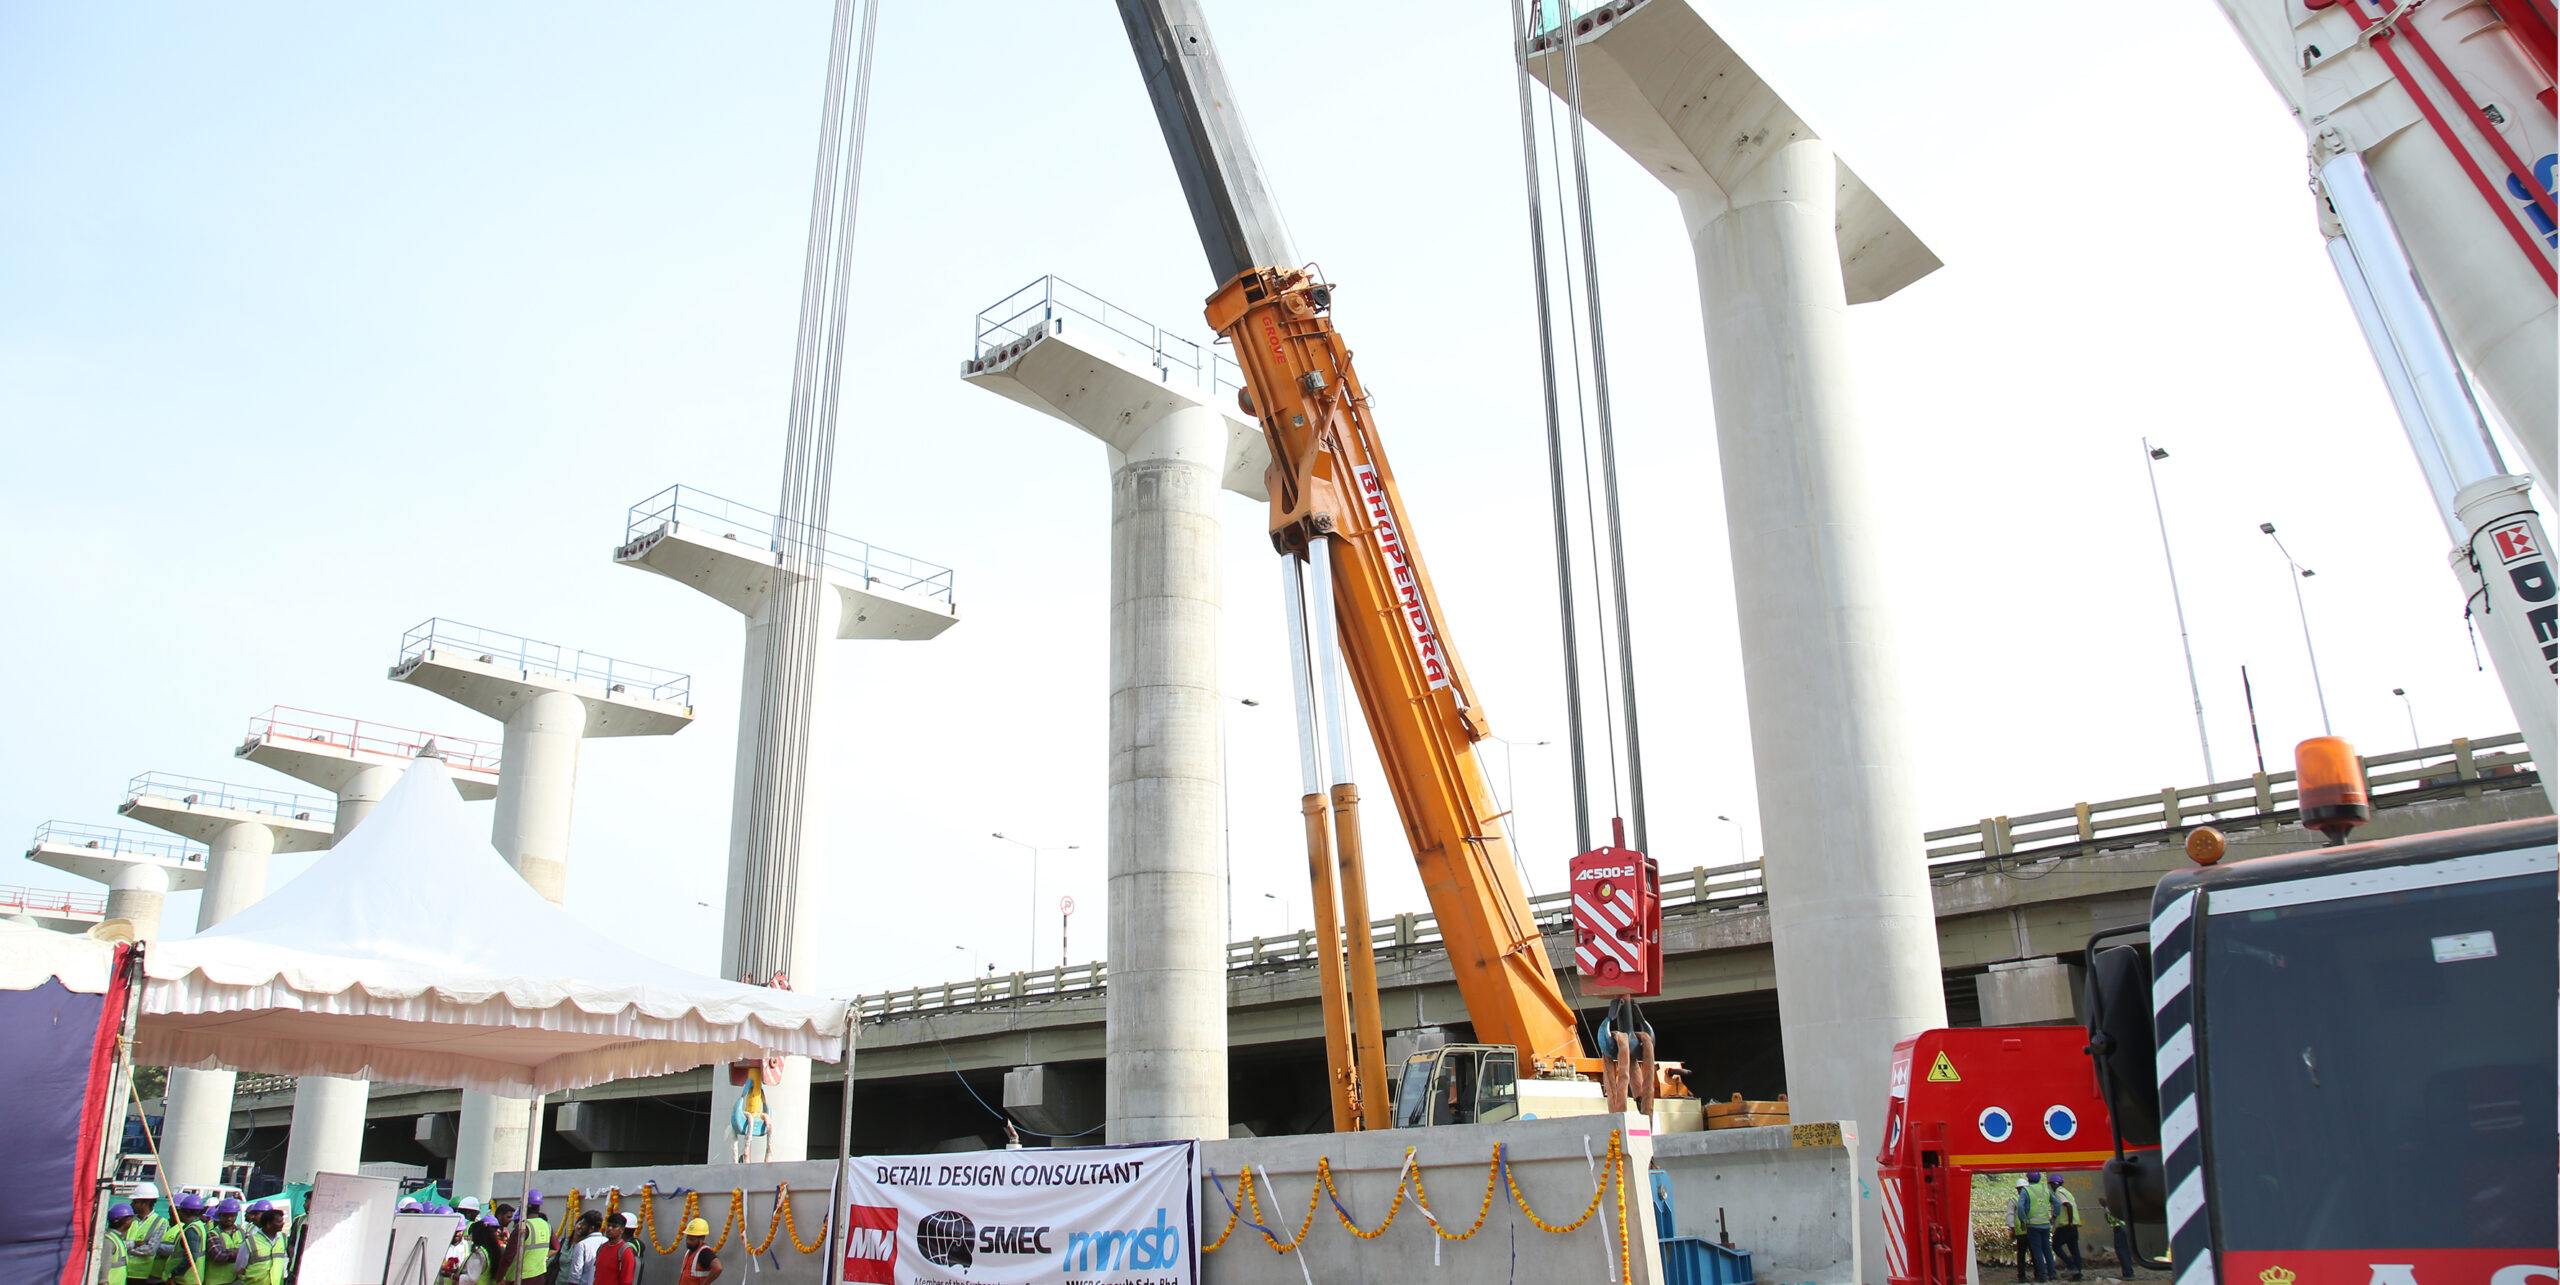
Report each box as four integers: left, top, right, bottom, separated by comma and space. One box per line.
737, 0, 882, 994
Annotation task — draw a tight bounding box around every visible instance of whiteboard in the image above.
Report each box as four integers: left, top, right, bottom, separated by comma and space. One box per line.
298, 1171, 400, 1285
383, 1213, 465, 1285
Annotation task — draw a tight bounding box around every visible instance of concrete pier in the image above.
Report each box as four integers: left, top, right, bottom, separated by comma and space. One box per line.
1531, 5, 1943, 1277
615, 485, 958, 1160
236, 708, 502, 1188
391, 619, 693, 1196
118, 775, 334, 1191
964, 284, 1268, 1142
24, 822, 210, 941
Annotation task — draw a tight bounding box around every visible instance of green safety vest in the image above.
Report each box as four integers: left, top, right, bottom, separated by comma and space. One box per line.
519, 1216, 551, 1276
104, 1229, 131, 1285
2021, 1185, 2054, 1228
194, 1225, 243, 1285
239, 1227, 288, 1285
2053, 1190, 2079, 1227
127, 1213, 171, 1282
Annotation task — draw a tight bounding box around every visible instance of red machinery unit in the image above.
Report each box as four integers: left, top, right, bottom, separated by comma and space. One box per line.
1876, 1027, 2137, 1285
1569, 844, 1660, 996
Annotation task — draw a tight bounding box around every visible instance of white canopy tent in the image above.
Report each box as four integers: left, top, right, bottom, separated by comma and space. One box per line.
137, 754, 844, 1095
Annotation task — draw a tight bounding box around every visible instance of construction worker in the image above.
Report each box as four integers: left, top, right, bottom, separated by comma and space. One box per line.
195, 1198, 246, 1285
2014, 1172, 2056, 1283
2048, 1175, 2084, 1281
517, 1192, 553, 1284
236, 1202, 288, 1285
105, 1203, 137, 1285
2008, 1179, 2032, 1282
676, 1218, 722, 1285
125, 1184, 172, 1284
165, 1194, 207, 1284
2107, 1207, 2141, 1279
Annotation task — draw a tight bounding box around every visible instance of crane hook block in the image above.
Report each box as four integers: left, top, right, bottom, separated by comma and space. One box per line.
1570, 845, 1662, 997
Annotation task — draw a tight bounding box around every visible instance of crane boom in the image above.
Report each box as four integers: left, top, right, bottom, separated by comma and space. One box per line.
1116, 0, 1589, 1093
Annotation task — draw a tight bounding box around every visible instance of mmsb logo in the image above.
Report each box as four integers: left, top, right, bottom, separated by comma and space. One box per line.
1060, 1208, 1184, 1273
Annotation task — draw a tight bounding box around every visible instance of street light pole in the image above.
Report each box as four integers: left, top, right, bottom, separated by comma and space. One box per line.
1486, 735, 1551, 880
2259, 523, 2332, 734
993, 833, 1079, 973
1221, 697, 1261, 945
1713, 814, 1747, 864
2392, 687, 2420, 749
2144, 441, 2216, 781
1260, 891, 1293, 937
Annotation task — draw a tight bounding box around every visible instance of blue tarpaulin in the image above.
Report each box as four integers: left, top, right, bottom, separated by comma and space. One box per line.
0, 929, 129, 1285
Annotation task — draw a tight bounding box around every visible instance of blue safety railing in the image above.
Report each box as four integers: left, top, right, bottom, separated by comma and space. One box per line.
121, 774, 336, 827
27, 821, 209, 866
619, 486, 958, 607
972, 275, 1244, 398
395, 619, 693, 706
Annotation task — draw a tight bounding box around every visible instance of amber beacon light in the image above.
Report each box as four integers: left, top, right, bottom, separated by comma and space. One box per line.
2294, 736, 2370, 845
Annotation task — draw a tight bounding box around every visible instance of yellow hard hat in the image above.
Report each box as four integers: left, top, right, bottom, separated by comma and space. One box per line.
683, 1218, 711, 1237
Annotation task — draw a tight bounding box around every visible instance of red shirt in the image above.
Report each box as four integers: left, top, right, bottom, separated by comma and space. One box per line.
592, 1241, 640, 1285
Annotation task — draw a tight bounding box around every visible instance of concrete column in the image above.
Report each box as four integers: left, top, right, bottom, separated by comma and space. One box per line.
455, 1094, 532, 1200
612, 489, 957, 1164
277, 761, 400, 1187
491, 690, 585, 905
455, 690, 580, 1200
1104, 406, 1229, 1143
961, 285, 1269, 1145
1690, 135, 1945, 1278
105, 863, 169, 941
392, 626, 693, 1195
160, 819, 278, 1190
701, 585, 845, 1164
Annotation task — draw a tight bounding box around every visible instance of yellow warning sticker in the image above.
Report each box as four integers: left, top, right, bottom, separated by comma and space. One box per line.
1926, 1052, 1961, 1083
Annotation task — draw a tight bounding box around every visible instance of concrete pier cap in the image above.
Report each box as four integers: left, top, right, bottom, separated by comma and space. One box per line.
27, 823, 209, 941
1531, 6, 1943, 1282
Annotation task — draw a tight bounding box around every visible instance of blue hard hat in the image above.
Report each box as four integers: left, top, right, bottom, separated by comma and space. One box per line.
526, 1190, 544, 1206
109, 1203, 136, 1222
215, 1198, 243, 1216
173, 1193, 206, 1213
477, 1214, 500, 1228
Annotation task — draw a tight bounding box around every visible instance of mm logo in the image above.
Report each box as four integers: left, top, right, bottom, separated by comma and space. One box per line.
840, 1204, 898, 1285
1061, 1208, 1185, 1273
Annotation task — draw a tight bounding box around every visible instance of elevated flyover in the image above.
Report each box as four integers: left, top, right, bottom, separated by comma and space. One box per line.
226, 734, 2544, 1166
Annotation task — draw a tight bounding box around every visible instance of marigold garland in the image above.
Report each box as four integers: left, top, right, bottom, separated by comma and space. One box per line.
1205, 1127, 1630, 1282
555, 1185, 826, 1259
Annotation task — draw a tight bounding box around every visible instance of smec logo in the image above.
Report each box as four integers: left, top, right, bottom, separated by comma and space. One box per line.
1060, 1208, 1184, 1273
840, 1204, 898, 1284
916, 1211, 975, 1268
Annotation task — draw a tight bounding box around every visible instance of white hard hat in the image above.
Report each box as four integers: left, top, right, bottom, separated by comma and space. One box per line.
457, 1197, 482, 1212
133, 1183, 162, 1200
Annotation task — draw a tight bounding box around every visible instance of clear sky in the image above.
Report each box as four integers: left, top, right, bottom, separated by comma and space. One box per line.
0, 1, 2532, 998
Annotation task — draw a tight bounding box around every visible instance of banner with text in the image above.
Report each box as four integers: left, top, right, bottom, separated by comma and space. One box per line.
840, 1140, 1197, 1285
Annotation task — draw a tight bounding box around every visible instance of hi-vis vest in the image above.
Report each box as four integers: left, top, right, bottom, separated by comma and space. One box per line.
2021, 1186, 2054, 1228
127, 1213, 172, 1281
519, 1217, 551, 1276
240, 1227, 288, 1285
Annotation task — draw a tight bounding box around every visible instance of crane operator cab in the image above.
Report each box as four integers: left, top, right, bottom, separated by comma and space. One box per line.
1392, 1044, 1520, 1128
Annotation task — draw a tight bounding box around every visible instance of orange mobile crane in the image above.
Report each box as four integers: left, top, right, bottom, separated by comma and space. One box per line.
1117, 0, 1688, 1132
